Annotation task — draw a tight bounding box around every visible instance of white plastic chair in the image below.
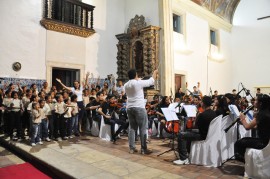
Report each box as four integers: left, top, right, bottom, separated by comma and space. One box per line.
91, 120, 99, 137
221, 115, 237, 162
245, 140, 270, 179
189, 115, 223, 167
99, 116, 111, 141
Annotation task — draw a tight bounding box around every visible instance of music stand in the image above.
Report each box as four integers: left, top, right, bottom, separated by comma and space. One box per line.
222, 104, 253, 165
228, 105, 241, 140
181, 105, 197, 132
157, 108, 179, 158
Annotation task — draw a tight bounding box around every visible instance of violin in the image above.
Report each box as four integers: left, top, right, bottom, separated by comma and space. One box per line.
197, 106, 204, 113
145, 102, 157, 115
109, 102, 122, 108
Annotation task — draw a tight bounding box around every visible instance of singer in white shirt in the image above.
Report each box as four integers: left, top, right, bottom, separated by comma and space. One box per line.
124, 69, 158, 154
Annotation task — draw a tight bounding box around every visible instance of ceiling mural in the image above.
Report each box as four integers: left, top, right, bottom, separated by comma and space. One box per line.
191, 0, 240, 23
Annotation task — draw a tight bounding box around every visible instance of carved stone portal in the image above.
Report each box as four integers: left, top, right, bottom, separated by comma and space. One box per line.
116, 15, 161, 89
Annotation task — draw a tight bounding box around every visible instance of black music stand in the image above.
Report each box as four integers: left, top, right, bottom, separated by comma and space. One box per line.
157, 108, 179, 158
222, 113, 240, 165
222, 104, 254, 165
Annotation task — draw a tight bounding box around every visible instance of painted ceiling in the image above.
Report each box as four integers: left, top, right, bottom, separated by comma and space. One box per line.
191, 0, 241, 23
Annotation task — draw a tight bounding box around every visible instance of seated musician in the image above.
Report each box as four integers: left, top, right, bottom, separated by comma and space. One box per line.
173, 96, 217, 165
98, 94, 128, 143
192, 96, 203, 114
234, 94, 270, 162
175, 88, 185, 100
118, 95, 129, 134
155, 96, 171, 139
86, 91, 104, 129
147, 95, 159, 135
214, 95, 230, 117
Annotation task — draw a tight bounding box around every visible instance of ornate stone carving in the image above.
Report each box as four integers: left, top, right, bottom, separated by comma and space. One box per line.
127, 15, 147, 35
115, 33, 130, 81
40, 19, 95, 38
116, 15, 161, 91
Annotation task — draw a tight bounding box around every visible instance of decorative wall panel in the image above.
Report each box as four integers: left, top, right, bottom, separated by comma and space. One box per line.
116, 15, 160, 90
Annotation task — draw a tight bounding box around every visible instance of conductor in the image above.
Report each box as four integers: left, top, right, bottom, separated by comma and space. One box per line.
124, 69, 158, 155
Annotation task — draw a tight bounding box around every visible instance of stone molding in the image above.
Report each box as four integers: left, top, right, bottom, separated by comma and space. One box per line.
46, 61, 85, 86
40, 19, 95, 38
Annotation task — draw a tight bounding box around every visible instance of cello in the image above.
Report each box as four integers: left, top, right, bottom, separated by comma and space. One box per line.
165, 120, 180, 134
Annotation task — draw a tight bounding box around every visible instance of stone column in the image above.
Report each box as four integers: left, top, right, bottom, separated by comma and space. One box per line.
159, 0, 174, 96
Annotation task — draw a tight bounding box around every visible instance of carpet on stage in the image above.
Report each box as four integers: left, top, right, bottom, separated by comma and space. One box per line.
0, 162, 51, 179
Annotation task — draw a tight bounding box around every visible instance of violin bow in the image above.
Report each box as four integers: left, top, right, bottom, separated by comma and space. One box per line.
170, 88, 174, 102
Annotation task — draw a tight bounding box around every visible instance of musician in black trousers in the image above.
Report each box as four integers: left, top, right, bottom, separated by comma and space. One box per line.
173, 96, 217, 165
234, 94, 270, 162
98, 95, 128, 143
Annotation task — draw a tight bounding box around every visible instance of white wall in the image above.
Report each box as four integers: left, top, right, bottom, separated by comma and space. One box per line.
46, 31, 85, 65
48, 0, 125, 79
84, 0, 125, 78
124, 0, 159, 29
0, 0, 158, 82
232, 0, 270, 95
0, 0, 46, 79
0, 0, 126, 81
174, 12, 232, 95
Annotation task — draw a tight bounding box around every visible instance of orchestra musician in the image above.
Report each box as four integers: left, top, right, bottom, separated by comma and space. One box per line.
173, 96, 217, 165
98, 94, 128, 143
192, 96, 203, 114
211, 90, 218, 101
86, 91, 104, 129
155, 96, 171, 139
185, 96, 203, 129
175, 88, 185, 101
147, 95, 159, 136
192, 82, 203, 97
234, 94, 270, 162
118, 95, 129, 134
214, 95, 230, 117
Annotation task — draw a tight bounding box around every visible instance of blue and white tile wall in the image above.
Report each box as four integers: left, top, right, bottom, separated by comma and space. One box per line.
0, 77, 46, 91
0, 77, 111, 91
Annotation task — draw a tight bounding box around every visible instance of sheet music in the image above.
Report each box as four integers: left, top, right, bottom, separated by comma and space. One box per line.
228, 105, 240, 117
183, 105, 197, 117
168, 102, 181, 113
161, 108, 179, 121
246, 110, 254, 121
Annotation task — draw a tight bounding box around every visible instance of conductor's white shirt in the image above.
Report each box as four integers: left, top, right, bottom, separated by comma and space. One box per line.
124, 77, 155, 109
